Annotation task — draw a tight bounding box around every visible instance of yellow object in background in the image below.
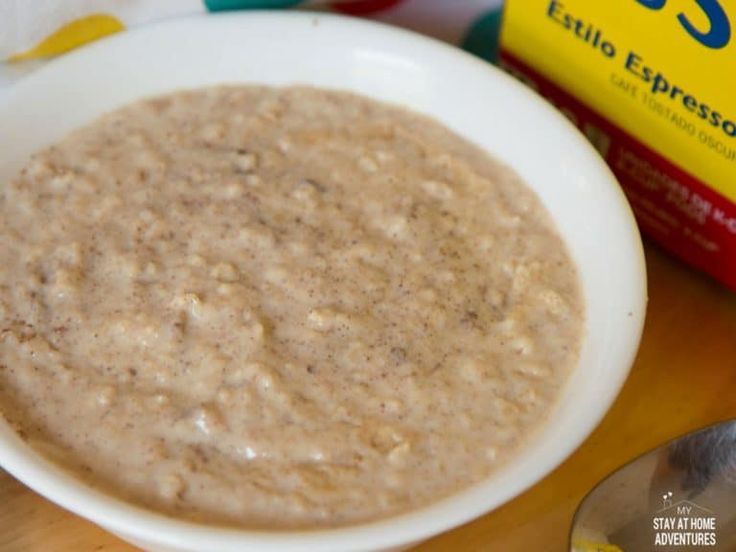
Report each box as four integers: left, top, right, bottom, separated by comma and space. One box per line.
7, 14, 124, 62
499, 0, 736, 289
500, 0, 735, 202
571, 539, 624, 552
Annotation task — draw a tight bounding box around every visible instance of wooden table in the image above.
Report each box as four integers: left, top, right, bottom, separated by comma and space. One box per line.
2, 242, 735, 552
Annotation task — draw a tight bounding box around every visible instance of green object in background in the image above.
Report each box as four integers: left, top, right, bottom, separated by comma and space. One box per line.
462, 8, 503, 63
204, 0, 304, 11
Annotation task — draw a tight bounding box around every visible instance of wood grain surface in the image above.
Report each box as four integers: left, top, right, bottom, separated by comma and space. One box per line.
2, 242, 735, 551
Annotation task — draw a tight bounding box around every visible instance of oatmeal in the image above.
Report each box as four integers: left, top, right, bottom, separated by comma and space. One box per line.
0, 86, 583, 528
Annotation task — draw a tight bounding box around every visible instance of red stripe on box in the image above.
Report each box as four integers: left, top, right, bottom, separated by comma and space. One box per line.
498, 48, 736, 289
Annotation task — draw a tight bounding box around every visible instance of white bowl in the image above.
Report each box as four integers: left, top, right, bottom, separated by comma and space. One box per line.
0, 12, 646, 552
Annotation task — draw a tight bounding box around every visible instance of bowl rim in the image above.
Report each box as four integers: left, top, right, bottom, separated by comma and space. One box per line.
0, 10, 648, 551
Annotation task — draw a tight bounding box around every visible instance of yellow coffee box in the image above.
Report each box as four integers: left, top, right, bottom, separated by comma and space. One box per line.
499, 0, 736, 287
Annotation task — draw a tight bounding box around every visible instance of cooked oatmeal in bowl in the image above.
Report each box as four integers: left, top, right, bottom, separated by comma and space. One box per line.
0, 12, 646, 552
1, 85, 583, 528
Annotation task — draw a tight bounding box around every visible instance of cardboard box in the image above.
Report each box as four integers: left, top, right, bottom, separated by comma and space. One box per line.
499, 0, 736, 288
